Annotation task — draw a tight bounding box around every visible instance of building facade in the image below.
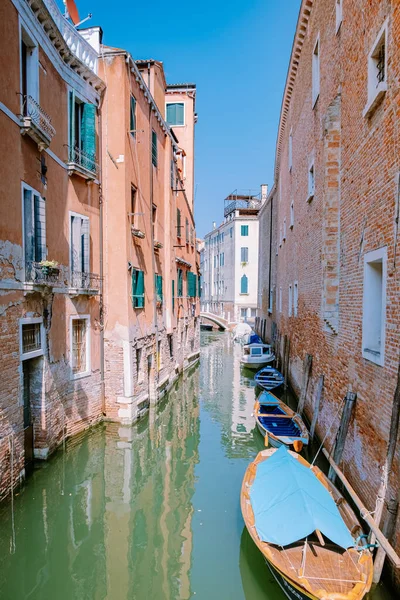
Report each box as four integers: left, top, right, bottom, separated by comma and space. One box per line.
0, 0, 104, 498
201, 187, 265, 323
256, 0, 400, 585
99, 52, 200, 424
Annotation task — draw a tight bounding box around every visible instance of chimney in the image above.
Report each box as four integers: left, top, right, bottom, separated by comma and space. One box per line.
79, 26, 103, 54
213, 221, 216, 229
261, 184, 268, 204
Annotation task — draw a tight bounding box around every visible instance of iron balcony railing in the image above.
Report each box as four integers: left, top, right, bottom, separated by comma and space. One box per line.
20, 94, 56, 145
224, 198, 262, 218
25, 263, 101, 293
67, 146, 99, 178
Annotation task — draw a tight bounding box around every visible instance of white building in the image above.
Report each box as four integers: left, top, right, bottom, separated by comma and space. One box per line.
200, 186, 266, 323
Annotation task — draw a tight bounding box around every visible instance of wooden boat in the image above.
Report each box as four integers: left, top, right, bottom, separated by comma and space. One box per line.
254, 366, 284, 390
254, 391, 309, 451
241, 447, 373, 600
240, 343, 275, 370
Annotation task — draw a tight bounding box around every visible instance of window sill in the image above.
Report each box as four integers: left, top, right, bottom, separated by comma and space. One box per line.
21, 349, 44, 361
362, 347, 384, 367
363, 83, 387, 118
239, 293, 249, 296
307, 193, 314, 204
71, 370, 91, 381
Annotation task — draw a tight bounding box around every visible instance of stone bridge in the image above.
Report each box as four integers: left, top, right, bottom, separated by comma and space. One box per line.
200, 312, 236, 331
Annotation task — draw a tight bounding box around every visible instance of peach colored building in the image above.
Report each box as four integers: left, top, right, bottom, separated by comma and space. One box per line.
99, 53, 200, 423
0, 0, 104, 498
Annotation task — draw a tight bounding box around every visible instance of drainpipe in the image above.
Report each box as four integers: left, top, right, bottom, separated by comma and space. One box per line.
98, 98, 106, 415
267, 195, 273, 335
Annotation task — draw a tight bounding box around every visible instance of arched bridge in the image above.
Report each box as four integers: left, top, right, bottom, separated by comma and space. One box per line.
200, 312, 233, 331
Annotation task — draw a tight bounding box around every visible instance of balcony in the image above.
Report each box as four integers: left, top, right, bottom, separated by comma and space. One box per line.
67, 146, 99, 180
154, 240, 163, 250
25, 263, 100, 295
224, 198, 262, 218
68, 271, 101, 295
19, 95, 55, 151
132, 227, 145, 239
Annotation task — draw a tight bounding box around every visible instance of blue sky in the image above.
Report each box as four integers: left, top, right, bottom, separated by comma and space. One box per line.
73, 0, 300, 236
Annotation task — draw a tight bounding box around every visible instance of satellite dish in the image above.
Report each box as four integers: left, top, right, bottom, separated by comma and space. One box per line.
66, 0, 80, 25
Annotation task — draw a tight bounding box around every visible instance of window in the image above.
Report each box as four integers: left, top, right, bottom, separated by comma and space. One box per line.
230, 227, 233, 238
166, 103, 184, 126
241, 225, 249, 236
240, 274, 248, 294
152, 204, 157, 239
336, 0, 342, 32
20, 317, 44, 360
136, 347, 143, 382
168, 334, 173, 358
308, 161, 315, 201
214, 255, 217, 268
362, 248, 387, 366
289, 284, 293, 317
268, 287, 273, 314
172, 280, 175, 312
364, 21, 388, 118
20, 27, 39, 109
312, 36, 320, 107
130, 95, 136, 136
68, 91, 96, 171
23, 184, 46, 279
177, 268, 183, 297
152, 130, 158, 166
294, 281, 298, 316
186, 218, 189, 244
241, 308, 248, 319
155, 274, 163, 304
71, 316, 90, 378
131, 268, 145, 308
70, 213, 89, 277
241, 247, 248, 263
289, 129, 293, 171
283, 218, 287, 241
176, 208, 182, 238
290, 201, 294, 228
251, 308, 257, 317
279, 287, 282, 312
170, 159, 176, 189
221, 232, 224, 243
130, 186, 137, 227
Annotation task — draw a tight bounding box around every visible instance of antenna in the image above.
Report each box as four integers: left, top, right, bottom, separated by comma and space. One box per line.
64, 0, 93, 28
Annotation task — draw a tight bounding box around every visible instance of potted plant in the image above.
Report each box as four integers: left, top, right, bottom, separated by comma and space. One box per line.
39, 259, 59, 278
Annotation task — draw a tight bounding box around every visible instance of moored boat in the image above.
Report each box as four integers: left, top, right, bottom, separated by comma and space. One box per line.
254, 366, 284, 390
241, 447, 373, 600
240, 343, 275, 370
254, 391, 308, 451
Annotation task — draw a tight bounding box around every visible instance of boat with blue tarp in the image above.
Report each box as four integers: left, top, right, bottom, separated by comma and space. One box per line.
254, 391, 309, 451
241, 446, 373, 600
254, 366, 284, 390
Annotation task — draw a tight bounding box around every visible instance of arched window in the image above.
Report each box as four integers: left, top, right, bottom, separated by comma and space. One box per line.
241, 274, 248, 294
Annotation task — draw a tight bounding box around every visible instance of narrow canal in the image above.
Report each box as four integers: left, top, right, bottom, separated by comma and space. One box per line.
0, 332, 393, 599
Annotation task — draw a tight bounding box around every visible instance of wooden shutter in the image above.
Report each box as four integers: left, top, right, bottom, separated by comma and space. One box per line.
241, 274, 248, 294
177, 208, 181, 237
198, 275, 201, 297
71, 216, 82, 272
130, 96, 136, 134
24, 188, 34, 273
155, 274, 163, 304
68, 90, 75, 158
137, 270, 145, 307
81, 218, 89, 272
176, 103, 184, 125
131, 269, 138, 307
82, 103, 96, 168
34, 195, 46, 262
152, 130, 157, 166
172, 280, 175, 312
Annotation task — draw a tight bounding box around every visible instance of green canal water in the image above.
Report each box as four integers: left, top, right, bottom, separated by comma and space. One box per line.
0, 332, 394, 599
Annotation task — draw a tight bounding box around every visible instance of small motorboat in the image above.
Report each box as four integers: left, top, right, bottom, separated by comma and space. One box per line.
241, 446, 373, 600
240, 344, 275, 370
232, 322, 252, 342
254, 391, 309, 451
254, 366, 284, 390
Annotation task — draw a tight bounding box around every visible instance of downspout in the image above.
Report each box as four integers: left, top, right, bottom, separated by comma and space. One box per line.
268, 196, 273, 325
98, 99, 106, 415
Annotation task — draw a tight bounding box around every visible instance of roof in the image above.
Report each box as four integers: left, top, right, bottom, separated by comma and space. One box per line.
250, 446, 354, 549
167, 83, 197, 89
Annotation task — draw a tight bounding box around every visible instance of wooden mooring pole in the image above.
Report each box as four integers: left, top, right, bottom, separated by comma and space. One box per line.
297, 354, 312, 415
284, 336, 290, 402
371, 358, 400, 582
328, 391, 356, 484
310, 374, 324, 440
322, 448, 400, 571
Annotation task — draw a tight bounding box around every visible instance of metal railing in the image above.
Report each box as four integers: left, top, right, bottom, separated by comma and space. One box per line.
68, 146, 99, 177
20, 95, 56, 141
25, 263, 101, 292
224, 198, 262, 218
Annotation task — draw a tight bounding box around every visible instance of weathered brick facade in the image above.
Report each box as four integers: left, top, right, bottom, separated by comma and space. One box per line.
257, 0, 400, 587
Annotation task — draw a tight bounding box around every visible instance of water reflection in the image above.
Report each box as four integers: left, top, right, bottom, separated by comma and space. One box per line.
0, 332, 393, 599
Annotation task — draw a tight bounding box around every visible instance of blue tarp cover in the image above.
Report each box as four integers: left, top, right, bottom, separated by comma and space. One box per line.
248, 334, 263, 345
250, 446, 354, 548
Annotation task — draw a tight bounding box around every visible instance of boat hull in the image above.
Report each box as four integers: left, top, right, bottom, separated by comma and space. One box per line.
240, 357, 275, 370
265, 559, 317, 600
255, 420, 282, 448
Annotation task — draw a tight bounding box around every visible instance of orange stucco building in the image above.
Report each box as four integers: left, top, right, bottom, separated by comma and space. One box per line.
0, 0, 104, 497
99, 52, 200, 423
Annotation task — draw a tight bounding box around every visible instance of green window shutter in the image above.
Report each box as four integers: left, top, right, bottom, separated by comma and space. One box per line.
241, 274, 248, 294
187, 272, 192, 297
82, 103, 96, 172
166, 104, 175, 125
132, 269, 145, 308
131, 269, 138, 307
152, 130, 158, 166
166, 103, 184, 126
177, 208, 181, 238
155, 274, 163, 304
198, 275, 201, 297
68, 90, 75, 160
176, 103, 184, 125
130, 96, 136, 135
177, 269, 183, 297
241, 225, 249, 236
172, 280, 175, 312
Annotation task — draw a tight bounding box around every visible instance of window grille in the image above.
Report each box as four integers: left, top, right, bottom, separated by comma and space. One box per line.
376, 43, 385, 84
72, 319, 87, 374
